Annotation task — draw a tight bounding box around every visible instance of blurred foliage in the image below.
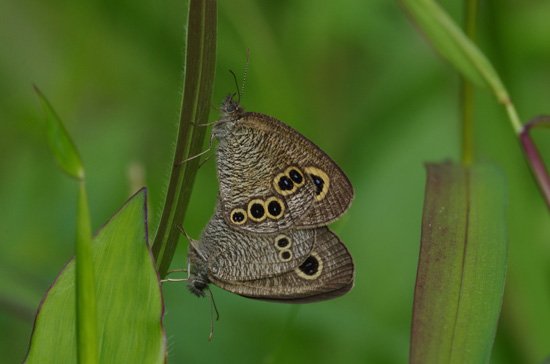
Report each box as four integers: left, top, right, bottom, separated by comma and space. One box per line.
1, 0, 549, 363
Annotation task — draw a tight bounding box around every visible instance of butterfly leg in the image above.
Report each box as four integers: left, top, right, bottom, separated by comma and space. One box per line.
174, 132, 215, 166
195, 119, 221, 127
161, 277, 187, 283
198, 152, 215, 168
161, 256, 193, 285
161, 268, 188, 283
161, 238, 195, 283
175, 224, 208, 263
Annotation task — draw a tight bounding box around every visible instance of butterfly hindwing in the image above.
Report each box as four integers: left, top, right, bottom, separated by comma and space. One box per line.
199, 209, 316, 282
209, 225, 355, 303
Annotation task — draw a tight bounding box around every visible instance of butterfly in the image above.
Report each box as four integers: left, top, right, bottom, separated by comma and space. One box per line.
185, 207, 355, 303
208, 93, 354, 234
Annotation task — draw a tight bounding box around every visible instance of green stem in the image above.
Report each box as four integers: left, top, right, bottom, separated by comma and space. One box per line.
151, 0, 217, 278
460, 0, 478, 165
505, 102, 523, 135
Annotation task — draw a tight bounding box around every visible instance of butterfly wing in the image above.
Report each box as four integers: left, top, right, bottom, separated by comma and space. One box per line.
216, 112, 354, 234
199, 210, 317, 282
209, 225, 355, 303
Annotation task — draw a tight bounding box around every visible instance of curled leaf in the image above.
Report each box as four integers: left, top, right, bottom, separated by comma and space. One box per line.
410, 162, 507, 364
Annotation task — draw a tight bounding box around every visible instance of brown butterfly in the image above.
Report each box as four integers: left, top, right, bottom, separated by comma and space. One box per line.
204, 92, 355, 234
184, 207, 355, 303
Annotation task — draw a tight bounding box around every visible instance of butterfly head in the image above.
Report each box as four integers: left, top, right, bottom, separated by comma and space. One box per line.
187, 276, 209, 297
220, 93, 244, 117
213, 93, 245, 140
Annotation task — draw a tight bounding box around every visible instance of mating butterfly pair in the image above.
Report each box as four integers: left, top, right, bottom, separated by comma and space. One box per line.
181, 93, 355, 303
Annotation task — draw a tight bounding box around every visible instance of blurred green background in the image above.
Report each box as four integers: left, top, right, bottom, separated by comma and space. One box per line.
1, 0, 549, 363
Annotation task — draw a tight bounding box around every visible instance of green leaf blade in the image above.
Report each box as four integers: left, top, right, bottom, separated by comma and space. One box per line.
34, 86, 84, 180
410, 162, 507, 364
400, 0, 509, 103
25, 189, 166, 364
75, 181, 98, 364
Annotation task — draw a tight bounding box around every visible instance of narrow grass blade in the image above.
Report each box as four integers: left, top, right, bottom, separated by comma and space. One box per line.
399, 0, 523, 134
400, 0, 498, 95
34, 86, 84, 180
152, 0, 217, 277
34, 86, 98, 362
75, 181, 98, 364
410, 162, 508, 364
24, 189, 166, 363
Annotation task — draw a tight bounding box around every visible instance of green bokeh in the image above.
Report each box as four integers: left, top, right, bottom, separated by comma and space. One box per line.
1, 0, 549, 363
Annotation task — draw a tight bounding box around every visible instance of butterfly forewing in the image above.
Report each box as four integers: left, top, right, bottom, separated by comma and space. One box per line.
216, 112, 354, 234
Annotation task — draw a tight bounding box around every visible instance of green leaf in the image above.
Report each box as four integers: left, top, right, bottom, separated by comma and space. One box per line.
34, 86, 84, 180
24, 189, 166, 363
410, 162, 508, 364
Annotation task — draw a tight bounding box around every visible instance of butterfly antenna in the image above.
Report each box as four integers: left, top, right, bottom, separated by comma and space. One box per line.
228, 69, 240, 104
240, 48, 250, 102
228, 48, 250, 106
206, 285, 220, 341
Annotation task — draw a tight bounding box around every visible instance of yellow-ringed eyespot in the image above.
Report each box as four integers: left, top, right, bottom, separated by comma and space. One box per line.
230, 208, 247, 225
273, 172, 297, 195
274, 235, 292, 250
304, 167, 330, 201
265, 196, 285, 219
284, 166, 305, 187
247, 199, 267, 222
278, 249, 293, 262
295, 252, 323, 279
